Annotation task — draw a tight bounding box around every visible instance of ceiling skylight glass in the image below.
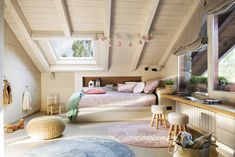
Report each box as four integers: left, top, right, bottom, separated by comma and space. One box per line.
50, 39, 94, 59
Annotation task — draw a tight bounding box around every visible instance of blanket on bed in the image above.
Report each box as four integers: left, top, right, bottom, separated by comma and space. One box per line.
66, 92, 84, 122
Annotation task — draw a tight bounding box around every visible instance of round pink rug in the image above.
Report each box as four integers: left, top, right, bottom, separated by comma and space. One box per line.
109, 121, 169, 148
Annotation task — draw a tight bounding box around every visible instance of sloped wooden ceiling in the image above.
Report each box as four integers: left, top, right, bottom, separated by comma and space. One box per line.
4, 0, 197, 73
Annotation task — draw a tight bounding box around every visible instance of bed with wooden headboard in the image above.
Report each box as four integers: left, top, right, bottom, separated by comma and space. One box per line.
76, 76, 157, 122
82, 76, 142, 87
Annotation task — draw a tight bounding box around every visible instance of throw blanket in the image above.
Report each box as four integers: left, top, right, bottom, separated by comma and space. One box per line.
66, 92, 84, 122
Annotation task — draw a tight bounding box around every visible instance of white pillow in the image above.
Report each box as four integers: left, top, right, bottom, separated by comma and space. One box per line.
133, 82, 145, 93
125, 82, 139, 85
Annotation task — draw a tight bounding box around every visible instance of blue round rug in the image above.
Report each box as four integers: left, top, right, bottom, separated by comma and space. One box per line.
20, 137, 135, 157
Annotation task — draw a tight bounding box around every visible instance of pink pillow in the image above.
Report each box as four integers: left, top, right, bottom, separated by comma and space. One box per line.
83, 88, 106, 94
144, 80, 159, 94
133, 82, 145, 93
117, 84, 135, 93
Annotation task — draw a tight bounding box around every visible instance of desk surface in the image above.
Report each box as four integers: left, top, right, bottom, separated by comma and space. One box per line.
161, 94, 235, 119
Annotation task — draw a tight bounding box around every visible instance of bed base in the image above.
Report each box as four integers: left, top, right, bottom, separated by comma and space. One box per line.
76, 107, 152, 122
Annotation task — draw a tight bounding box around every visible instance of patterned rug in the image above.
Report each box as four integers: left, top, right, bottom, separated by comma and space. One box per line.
109, 121, 169, 148
20, 137, 135, 157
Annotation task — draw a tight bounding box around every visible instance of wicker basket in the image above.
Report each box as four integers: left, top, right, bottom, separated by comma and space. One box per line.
26, 116, 65, 140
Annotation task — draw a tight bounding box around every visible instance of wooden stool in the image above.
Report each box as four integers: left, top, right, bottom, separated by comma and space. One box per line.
167, 112, 189, 144
150, 105, 167, 129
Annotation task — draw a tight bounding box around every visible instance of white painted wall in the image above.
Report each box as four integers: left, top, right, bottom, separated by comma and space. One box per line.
0, 0, 4, 155
160, 54, 179, 79
41, 72, 75, 111
3, 23, 41, 124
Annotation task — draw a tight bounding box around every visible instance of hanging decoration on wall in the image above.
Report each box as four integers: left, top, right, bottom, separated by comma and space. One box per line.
3, 78, 12, 105
117, 40, 122, 47
128, 41, 132, 47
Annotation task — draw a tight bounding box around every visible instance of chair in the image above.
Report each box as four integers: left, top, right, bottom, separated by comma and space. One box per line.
150, 105, 168, 129
167, 112, 189, 145
47, 95, 61, 115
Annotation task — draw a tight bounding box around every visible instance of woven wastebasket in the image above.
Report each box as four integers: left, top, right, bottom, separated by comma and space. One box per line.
26, 116, 65, 140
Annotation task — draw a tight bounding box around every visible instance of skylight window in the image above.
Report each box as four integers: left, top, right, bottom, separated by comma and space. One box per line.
50, 39, 94, 59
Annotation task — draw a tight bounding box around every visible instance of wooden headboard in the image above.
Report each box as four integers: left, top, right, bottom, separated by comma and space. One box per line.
83, 76, 142, 87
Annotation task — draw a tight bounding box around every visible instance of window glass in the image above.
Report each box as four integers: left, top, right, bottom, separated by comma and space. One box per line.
50, 39, 94, 58
214, 9, 235, 92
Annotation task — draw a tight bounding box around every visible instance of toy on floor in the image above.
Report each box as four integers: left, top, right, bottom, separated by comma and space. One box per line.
4, 119, 25, 133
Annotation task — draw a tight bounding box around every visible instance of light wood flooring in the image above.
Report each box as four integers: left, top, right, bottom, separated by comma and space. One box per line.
4, 112, 171, 157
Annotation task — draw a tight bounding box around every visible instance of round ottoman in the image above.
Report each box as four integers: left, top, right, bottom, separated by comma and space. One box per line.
26, 116, 65, 140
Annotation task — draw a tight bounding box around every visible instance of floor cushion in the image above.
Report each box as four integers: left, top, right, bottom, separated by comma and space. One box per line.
26, 116, 65, 140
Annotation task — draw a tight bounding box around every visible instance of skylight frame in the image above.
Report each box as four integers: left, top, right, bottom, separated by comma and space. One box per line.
49, 37, 96, 60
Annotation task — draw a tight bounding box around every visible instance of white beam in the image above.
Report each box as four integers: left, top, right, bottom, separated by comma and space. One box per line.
54, 0, 71, 37
50, 65, 104, 72
131, 0, 160, 71
6, 0, 54, 78
31, 30, 103, 40
104, 0, 111, 71
158, 0, 201, 67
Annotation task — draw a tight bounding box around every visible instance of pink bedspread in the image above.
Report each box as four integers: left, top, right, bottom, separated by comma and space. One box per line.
79, 91, 156, 108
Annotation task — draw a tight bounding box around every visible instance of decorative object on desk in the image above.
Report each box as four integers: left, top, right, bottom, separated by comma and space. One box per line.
3, 79, 12, 105
203, 99, 222, 105
164, 79, 176, 94
88, 80, 95, 87
95, 78, 101, 87
188, 75, 207, 92
4, 119, 24, 133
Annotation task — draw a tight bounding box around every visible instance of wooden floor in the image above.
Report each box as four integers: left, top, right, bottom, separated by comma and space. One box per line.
4, 112, 171, 157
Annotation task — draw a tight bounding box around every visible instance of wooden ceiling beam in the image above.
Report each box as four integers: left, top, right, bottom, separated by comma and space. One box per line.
131, 0, 160, 71
103, 0, 112, 71
54, 0, 72, 37
158, 0, 201, 67
6, 0, 54, 78
31, 30, 104, 40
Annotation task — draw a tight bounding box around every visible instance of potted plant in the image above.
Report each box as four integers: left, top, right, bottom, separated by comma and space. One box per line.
188, 75, 207, 92
218, 76, 228, 90
164, 79, 175, 94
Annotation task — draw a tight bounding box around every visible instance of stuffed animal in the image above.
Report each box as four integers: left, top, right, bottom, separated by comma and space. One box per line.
4, 119, 24, 133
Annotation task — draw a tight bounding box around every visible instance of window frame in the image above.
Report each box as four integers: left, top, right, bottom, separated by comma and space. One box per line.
48, 37, 99, 65
207, 14, 235, 102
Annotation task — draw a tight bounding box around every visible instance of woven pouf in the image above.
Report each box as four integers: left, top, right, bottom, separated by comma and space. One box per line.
26, 116, 65, 140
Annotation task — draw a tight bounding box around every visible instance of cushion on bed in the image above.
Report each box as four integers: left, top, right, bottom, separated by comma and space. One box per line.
144, 80, 159, 94
83, 88, 106, 94
125, 82, 139, 85
117, 84, 135, 93
133, 82, 145, 93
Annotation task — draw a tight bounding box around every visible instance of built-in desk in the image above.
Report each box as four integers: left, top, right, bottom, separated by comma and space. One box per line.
160, 94, 235, 119
160, 94, 235, 156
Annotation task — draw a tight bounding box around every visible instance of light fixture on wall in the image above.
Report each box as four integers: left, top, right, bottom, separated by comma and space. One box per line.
144, 66, 159, 72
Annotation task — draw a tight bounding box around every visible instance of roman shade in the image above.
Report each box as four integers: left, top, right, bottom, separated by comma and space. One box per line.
172, 0, 235, 56
172, 1, 206, 56
203, 0, 235, 15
